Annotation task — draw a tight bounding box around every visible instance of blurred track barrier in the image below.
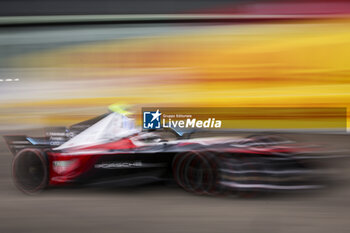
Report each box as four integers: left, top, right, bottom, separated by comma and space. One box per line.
0, 14, 347, 26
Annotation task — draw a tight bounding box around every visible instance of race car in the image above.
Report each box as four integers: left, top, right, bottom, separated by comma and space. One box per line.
4, 107, 328, 195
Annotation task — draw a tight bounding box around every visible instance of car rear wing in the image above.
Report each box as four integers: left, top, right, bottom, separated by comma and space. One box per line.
3, 135, 50, 156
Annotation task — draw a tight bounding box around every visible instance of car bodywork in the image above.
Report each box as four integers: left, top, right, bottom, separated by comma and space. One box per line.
4, 110, 328, 195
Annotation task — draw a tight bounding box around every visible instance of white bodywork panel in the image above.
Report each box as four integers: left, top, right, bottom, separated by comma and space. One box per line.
54, 113, 138, 150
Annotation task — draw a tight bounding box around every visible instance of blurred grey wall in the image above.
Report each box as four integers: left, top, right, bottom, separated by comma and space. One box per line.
0, 0, 263, 16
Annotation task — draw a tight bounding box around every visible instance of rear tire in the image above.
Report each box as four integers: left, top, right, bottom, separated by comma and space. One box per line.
12, 149, 48, 194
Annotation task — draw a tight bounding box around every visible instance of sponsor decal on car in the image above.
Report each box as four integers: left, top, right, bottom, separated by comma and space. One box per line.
94, 162, 167, 169
95, 161, 143, 169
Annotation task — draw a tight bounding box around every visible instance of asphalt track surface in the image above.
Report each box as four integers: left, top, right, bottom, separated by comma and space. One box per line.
1, 130, 350, 233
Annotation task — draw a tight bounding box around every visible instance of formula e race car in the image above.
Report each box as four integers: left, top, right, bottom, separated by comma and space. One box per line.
4, 108, 328, 195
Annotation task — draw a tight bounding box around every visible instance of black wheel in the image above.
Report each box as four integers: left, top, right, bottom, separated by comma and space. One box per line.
12, 149, 48, 194
172, 151, 223, 195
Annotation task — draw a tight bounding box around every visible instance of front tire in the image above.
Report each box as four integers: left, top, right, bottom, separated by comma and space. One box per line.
172, 151, 223, 195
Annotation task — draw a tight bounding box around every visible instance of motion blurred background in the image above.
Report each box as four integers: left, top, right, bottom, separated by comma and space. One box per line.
1, 1, 350, 233
1, 0, 350, 130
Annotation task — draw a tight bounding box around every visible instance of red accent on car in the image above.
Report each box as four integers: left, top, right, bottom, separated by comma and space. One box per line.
81, 138, 137, 150
48, 152, 99, 185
